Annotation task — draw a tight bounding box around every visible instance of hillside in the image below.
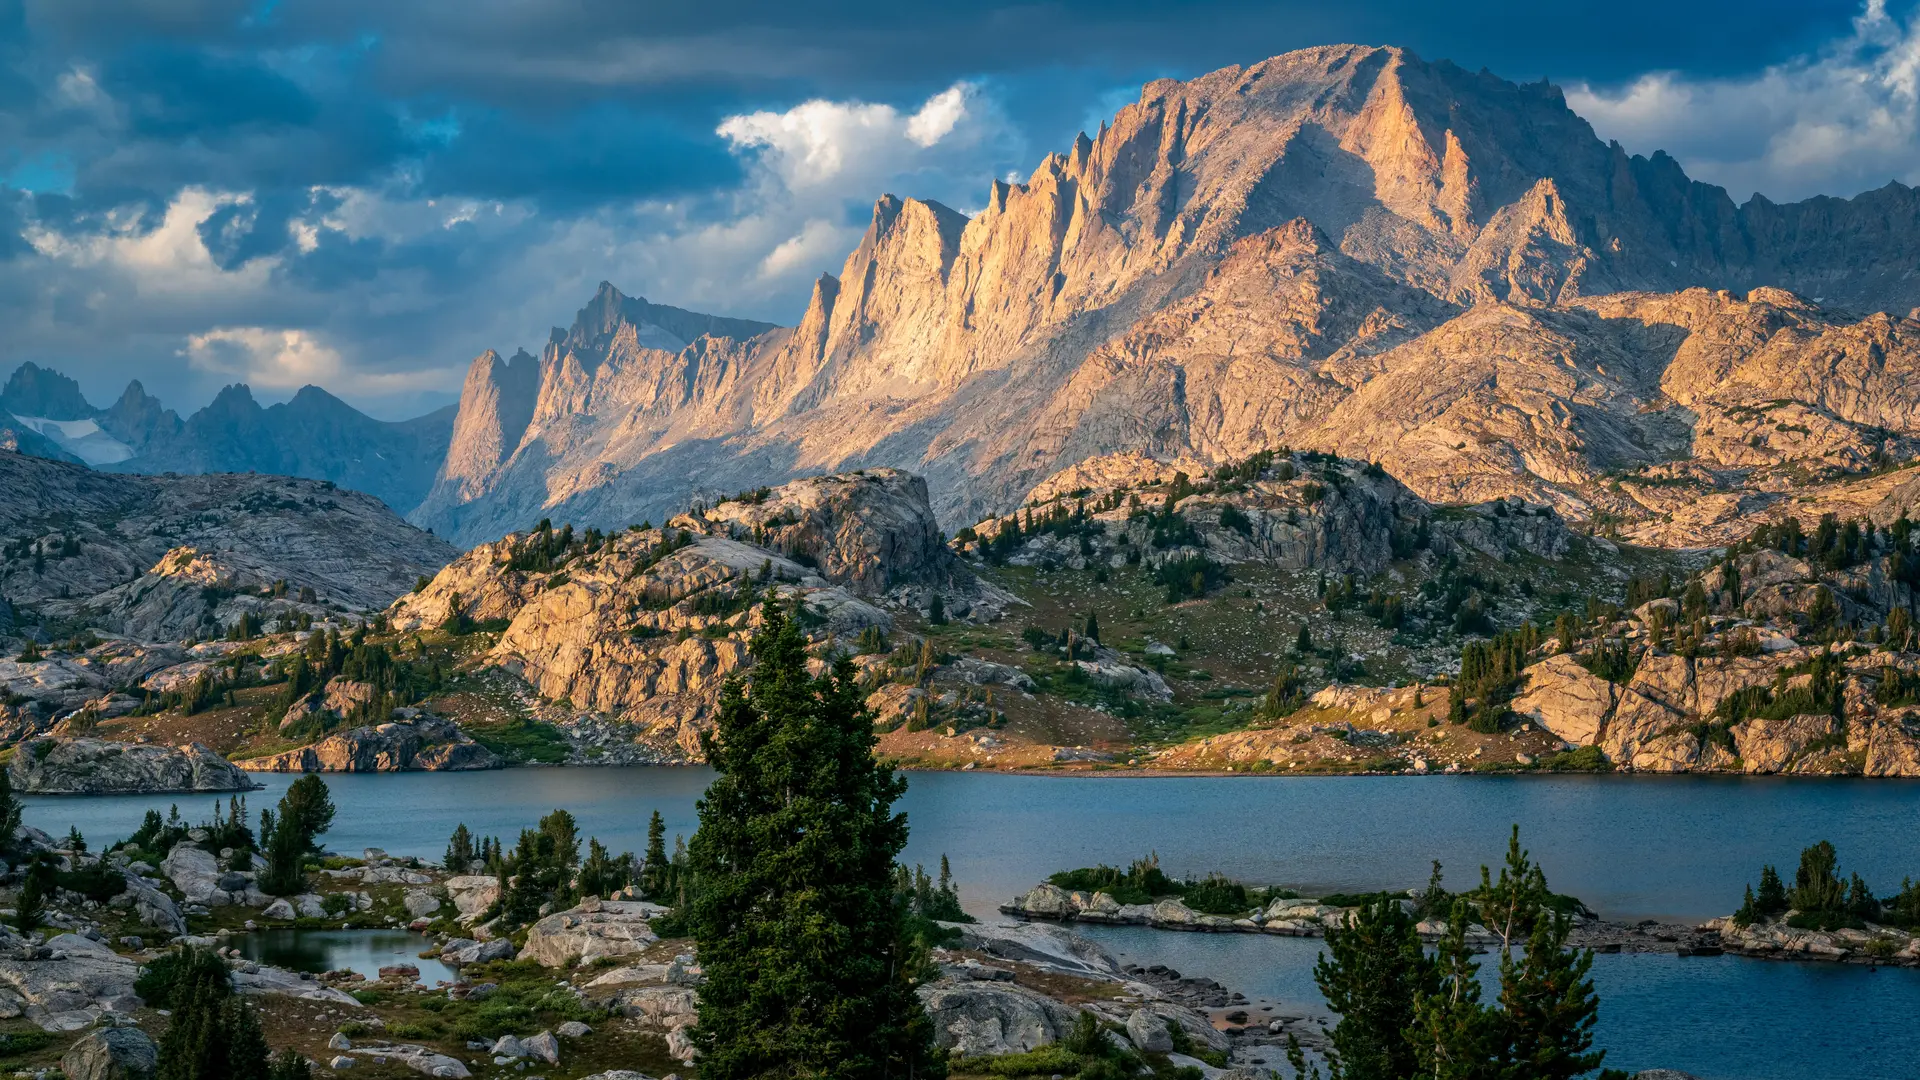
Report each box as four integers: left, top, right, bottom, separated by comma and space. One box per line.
0, 450, 455, 642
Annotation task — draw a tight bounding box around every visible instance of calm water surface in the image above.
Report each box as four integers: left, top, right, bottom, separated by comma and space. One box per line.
234, 928, 457, 985
26, 768, 1920, 1080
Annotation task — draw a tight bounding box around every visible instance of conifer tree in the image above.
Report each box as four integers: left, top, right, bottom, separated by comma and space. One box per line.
0, 769, 23, 858
1413, 899, 1500, 1080
1313, 896, 1437, 1079
687, 600, 942, 1079
1498, 907, 1604, 1079
641, 810, 670, 900
14, 853, 53, 933
445, 824, 475, 872
155, 946, 275, 1080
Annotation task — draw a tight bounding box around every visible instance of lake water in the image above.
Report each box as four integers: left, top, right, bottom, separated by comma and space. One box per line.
26, 768, 1920, 1080
234, 927, 458, 986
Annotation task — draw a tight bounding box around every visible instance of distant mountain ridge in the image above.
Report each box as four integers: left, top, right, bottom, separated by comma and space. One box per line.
407, 44, 1920, 548
0, 362, 455, 515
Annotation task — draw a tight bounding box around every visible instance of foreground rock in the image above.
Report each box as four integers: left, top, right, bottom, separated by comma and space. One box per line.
233, 715, 501, 773
9, 737, 257, 794
0, 933, 141, 1031
59, 1026, 158, 1080
517, 898, 666, 967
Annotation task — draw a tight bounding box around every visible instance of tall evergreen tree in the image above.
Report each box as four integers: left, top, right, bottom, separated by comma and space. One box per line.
259, 776, 337, 895
0, 768, 23, 857
445, 824, 475, 872
641, 810, 670, 900
155, 946, 274, 1080
1498, 910, 1604, 1080
1414, 899, 1501, 1080
1313, 896, 1438, 1079
14, 853, 53, 933
687, 600, 942, 1080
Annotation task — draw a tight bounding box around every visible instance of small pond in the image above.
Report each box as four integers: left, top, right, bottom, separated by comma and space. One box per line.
234, 928, 458, 986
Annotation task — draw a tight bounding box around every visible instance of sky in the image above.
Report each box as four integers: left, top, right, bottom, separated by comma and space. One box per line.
0, 0, 1913, 420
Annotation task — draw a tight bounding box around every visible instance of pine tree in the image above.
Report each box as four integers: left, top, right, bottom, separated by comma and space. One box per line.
1498, 910, 1604, 1080
155, 946, 274, 1080
259, 776, 336, 896
445, 824, 475, 872
687, 600, 943, 1079
1084, 611, 1100, 644
14, 853, 53, 933
0, 769, 23, 858
641, 810, 670, 900
579, 838, 628, 900
1755, 865, 1788, 917
268, 1049, 313, 1080
64, 826, 85, 853
1413, 899, 1501, 1080
1312, 896, 1437, 1079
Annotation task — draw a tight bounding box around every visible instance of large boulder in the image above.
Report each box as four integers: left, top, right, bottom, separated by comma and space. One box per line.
518, 899, 664, 967
1510, 654, 1615, 746
118, 873, 187, 936
158, 844, 253, 907
440, 939, 514, 966
0, 933, 141, 1030
59, 1026, 158, 1080
10, 738, 255, 794
444, 876, 500, 920
917, 978, 1082, 1056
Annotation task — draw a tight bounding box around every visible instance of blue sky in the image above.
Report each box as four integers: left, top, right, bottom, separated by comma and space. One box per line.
0, 0, 1907, 419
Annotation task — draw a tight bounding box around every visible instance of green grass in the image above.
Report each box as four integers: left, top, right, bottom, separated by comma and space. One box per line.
467, 718, 570, 764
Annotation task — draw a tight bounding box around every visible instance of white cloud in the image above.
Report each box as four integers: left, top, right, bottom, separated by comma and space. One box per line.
716, 81, 991, 191
4, 82, 1024, 418
906, 85, 969, 146
183, 326, 460, 395
1568, 0, 1920, 202
184, 327, 346, 388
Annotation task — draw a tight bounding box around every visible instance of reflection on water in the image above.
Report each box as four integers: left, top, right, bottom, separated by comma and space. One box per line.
235, 928, 458, 985
23, 767, 1920, 1080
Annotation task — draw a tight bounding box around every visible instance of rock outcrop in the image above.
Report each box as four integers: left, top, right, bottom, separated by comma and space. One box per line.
232, 716, 501, 773
0, 450, 454, 642
59, 1025, 159, 1080
390, 469, 981, 760
517, 899, 666, 967
9, 738, 256, 794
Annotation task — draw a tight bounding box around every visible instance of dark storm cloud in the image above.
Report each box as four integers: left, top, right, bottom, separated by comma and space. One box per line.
0, 0, 1897, 418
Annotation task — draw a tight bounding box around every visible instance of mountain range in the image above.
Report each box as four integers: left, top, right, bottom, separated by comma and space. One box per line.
409, 44, 1920, 547
0, 363, 455, 515
15, 44, 1920, 549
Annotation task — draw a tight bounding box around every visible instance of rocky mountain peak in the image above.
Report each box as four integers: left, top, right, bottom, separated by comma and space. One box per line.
1, 362, 94, 421
411, 42, 1920, 548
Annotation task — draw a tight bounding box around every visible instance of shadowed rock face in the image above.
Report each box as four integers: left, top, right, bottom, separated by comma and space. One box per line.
9, 737, 256, 794
410, 45, 1920, 549
0, 450, 454, 641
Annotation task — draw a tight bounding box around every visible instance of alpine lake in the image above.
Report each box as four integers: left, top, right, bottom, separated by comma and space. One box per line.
26, 768, 1920, 1080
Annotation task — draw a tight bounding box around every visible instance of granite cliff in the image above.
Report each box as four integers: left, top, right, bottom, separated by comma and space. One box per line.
413, 44, 1920, 548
